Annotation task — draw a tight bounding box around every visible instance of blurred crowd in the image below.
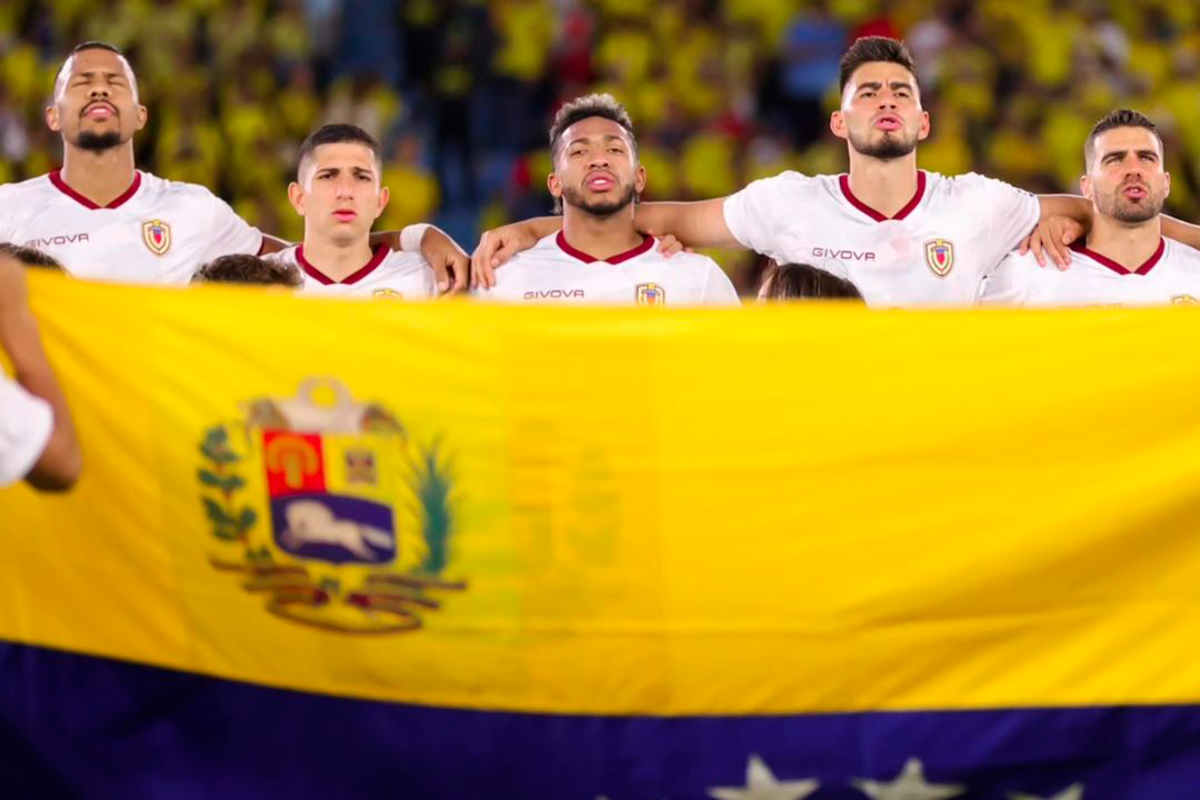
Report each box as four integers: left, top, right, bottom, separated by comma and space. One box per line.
3, 0, 1200, 288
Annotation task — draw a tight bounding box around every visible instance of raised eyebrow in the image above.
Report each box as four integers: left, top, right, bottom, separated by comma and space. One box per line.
1136, 149, 1160, 159
889, 81, 913, 92
1101, 150, 1129, 161
856, 81, 883, 92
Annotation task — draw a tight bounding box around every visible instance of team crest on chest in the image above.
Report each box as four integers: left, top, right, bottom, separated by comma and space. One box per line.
142, 219, 172, 256
372, 289, 403, 300
636, 282, 666, 306
924, 239, 954, 277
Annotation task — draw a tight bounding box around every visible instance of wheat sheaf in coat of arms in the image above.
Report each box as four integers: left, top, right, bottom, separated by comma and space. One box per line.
196, 378, 465, 634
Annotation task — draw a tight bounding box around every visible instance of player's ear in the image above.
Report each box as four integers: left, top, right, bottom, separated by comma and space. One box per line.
1163, 170, 1171, 200
917, 110, 931, 141
829, 110, 847, 140
376, 185, 390, 217
547, 171, 562, 201
135, 103, 148, 131
1079, 174, 1091, 199
45, 105, 60, 133
287, 182, 306, 215
634, 163, 647, 195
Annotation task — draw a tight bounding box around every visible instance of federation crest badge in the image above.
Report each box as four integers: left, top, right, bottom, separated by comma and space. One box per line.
636, 282, 666, 306
372, 289, 404, 301
197, 378, 465, 634
142, 219, 171, 256
924, 239, 954, 278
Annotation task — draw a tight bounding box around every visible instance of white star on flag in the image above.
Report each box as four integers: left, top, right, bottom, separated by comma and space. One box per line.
853, 758, 966, 800
707, 754, 820, 800
1009, 783, 1085, 800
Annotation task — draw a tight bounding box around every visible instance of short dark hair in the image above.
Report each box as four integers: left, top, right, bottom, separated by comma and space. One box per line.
297, 124, 382, 178
0, 243, 63, 270
192, 255, 303, 287
1085, 108, 1163, 169
759, 262, 864, 301
838, 36, 916, 92
70, 41, 123, 57
548, 93, 637, 160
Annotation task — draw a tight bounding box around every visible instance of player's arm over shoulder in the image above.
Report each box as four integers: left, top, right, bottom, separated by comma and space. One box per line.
193, 184, 264, 260
635, 171, 816, 255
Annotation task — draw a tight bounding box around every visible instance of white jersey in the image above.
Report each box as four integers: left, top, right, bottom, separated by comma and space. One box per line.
478, 232, 741, 306
980, 238, 1200, 307
0, 373, 53, 488
270, 244, 437, 299
723, 170, 1041, 307
0, 171, 262, 284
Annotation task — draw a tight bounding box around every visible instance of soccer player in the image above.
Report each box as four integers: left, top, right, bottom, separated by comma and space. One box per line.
758, 262, 864, 301
0, 43, 469, 289
268, 125, 438, 298
474, 94, 740, 306
0, 252, 81, 490
472, 38, 1106, 307
192, 254, 304, 288
982, 110, 1200, 306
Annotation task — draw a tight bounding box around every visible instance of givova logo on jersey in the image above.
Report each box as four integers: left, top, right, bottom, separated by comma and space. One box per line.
196, 378, 466, 634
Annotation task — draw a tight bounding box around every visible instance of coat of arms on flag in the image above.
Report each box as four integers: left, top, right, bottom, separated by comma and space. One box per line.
924, 238, 954, 277
197, 378, 465, 634
141, 219, 171, 256
636, 282, 666, 306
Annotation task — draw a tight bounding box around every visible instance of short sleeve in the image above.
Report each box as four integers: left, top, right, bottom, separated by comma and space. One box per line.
966, 173, 1041, 270
977, 253, 1044, 306
204, 194, 264, 263
0, 374, 53, 487
701, 261, 742, 306
723, 172, 810, 261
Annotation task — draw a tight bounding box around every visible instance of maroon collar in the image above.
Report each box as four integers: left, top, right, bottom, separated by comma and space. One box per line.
1070, 238, 1165, 276
49, 169, 141, 209
297, 243, 389, 285
838, 170, 926, 222
555, 231, 655, 265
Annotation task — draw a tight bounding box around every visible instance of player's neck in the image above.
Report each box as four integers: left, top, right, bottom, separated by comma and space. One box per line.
301, 235, 377, 282
1085, 213, 1162, 268
561, 208, 644, 261
845, 151, 920, 218
60, 144, 137, 207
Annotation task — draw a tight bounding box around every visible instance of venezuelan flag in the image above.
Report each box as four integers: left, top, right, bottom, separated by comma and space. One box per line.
3, 272, 1200, 798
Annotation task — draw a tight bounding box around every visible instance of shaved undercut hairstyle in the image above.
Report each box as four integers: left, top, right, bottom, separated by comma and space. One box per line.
296, 123, 382, 180
1084, 108, 1163, 170
548, 93, 638, 160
